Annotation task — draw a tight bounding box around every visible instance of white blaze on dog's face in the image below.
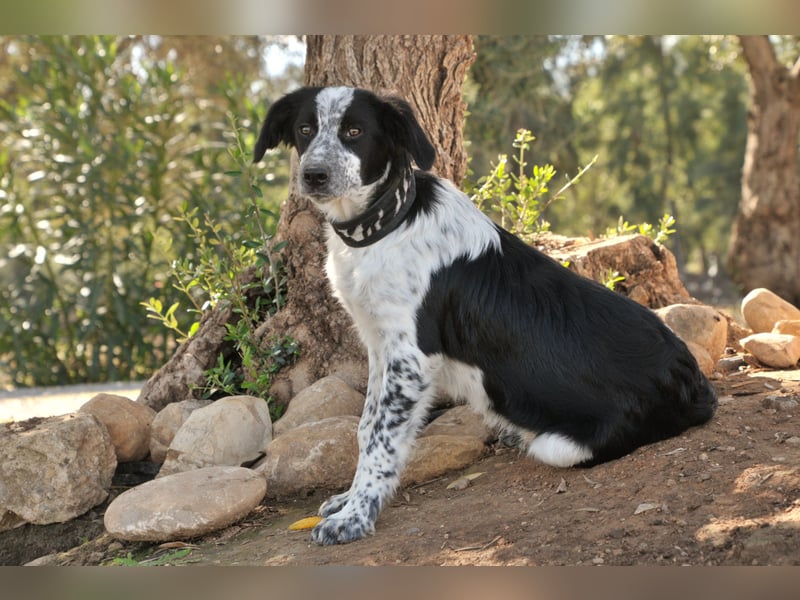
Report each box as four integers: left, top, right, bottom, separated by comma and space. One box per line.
253, 86, 435, 224
294, 87, 390, 222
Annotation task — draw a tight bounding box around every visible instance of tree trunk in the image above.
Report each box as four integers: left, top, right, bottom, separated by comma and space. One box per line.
727, 35, 800, 305
263, 35, 475, 404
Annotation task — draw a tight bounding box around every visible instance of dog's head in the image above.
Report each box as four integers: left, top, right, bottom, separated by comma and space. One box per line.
253, 86, 435, 222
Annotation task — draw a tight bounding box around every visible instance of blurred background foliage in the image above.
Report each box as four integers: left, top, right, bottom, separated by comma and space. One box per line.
0, 35, 795, 388
0, 35, 300, 387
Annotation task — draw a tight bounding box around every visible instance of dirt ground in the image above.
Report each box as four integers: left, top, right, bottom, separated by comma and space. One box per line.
5, 366, 799, 567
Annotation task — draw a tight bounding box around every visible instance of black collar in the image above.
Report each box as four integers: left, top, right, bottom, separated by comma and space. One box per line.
331, 169, 416, 248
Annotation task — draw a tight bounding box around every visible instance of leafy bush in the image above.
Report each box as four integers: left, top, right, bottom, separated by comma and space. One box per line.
143, 118, 298, 408
469, 129, 597, 243
0, 36, 290, 387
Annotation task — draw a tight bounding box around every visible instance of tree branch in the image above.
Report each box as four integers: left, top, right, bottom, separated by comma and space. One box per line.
738, 35, 780, 91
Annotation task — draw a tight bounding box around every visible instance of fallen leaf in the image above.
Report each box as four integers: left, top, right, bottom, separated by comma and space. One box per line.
287, 516, 323, 531
446, 472, 485, 490
556, 477, 568, 493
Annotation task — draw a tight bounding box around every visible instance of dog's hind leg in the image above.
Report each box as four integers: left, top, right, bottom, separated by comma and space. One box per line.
311, 348, 434, 545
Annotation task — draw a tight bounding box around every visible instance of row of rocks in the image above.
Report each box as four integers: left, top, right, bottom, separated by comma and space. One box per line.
1, 374, 490, 543
4, 291, 797, 546
739, 288, 800, 369
105, 374, 491, 541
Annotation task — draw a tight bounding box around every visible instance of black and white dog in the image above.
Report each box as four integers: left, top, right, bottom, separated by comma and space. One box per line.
253, 86, 717, 545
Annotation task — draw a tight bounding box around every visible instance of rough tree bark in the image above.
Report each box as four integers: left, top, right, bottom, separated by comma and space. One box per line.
727, 35, 800, 305
259, 35, 476, 404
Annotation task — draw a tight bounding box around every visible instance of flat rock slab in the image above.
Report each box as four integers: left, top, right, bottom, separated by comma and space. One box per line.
104, 466, 266, 542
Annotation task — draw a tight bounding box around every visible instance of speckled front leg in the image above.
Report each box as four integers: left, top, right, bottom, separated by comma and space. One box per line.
311, 350, 433, 545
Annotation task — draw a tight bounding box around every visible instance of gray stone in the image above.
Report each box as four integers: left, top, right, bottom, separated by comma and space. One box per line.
158, 395, 272, 478
273, 375, 364, 437
79, 393, 156, 462
0, 413, 116, 531
256, 416, 359, 499
104, 466, 266, 541
149, 399, 212, 463
741, 288, 800, 333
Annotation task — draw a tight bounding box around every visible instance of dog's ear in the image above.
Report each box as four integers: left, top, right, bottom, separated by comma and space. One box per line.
253, 87, 319, 163
379, 96, 436, 171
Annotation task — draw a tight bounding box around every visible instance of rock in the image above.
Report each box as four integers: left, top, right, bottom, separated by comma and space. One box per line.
654, 304, 728, 372
256, 416, 359, 499
741, 288, 800, 333
158, 395, 272, 478
104, 466, 266, 541
684, 341, 714, 376
717, 355, 746, 374
273, 375, 365, 437
773, 320, 800, 337
149, 399, 212, 463
762, 395, 800, 411
420, 405, 494, 443
79, 393, 156, 462
0, 413, 116, 531
740, 333, 800, 369
401, 435, 486, 486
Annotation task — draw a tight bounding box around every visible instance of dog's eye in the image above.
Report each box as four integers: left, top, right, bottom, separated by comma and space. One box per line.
344, 126, 362, 140
298, 124, 314, 137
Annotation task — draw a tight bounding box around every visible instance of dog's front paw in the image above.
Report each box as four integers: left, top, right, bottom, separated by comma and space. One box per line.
310, 512, 374, 545
318, 491, 350, 517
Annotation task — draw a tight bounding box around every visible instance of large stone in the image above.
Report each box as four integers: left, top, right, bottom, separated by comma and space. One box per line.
740, 333, 800, 369
79, 393, 156, 462
654, 303, 728, 373
158, 395, 272, 478
149, 399, 212, 463
104, 466, 266, 542
420, 405, 494, 443
401, 434, 486, 487
0, 413, 116, 531
256, 416, 359, 499
741, 288, 800, 333
273, 375, 365, 437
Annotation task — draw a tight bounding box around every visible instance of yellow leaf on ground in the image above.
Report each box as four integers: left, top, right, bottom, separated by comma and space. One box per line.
287, 516, 323, 531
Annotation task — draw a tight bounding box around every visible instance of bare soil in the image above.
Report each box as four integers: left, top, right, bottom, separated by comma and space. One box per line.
8, 367, 799, 567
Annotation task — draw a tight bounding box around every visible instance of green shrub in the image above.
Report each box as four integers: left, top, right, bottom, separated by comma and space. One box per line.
0, 36, 290, 387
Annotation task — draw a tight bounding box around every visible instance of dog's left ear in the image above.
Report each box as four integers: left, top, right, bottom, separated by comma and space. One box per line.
379, 96, 436, 171
253, 87, 320, 163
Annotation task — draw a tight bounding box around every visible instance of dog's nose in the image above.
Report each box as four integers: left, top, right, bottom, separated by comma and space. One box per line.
302, 167, 329, 189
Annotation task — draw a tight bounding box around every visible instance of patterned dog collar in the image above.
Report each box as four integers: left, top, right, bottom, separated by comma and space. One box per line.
331, 169, 416, 248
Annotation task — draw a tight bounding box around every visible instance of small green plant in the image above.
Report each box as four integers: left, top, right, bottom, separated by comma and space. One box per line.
601, 268, 626, 291
470, 129, 597, 243
606, 213, 676, 245
143, 115, 298, 412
